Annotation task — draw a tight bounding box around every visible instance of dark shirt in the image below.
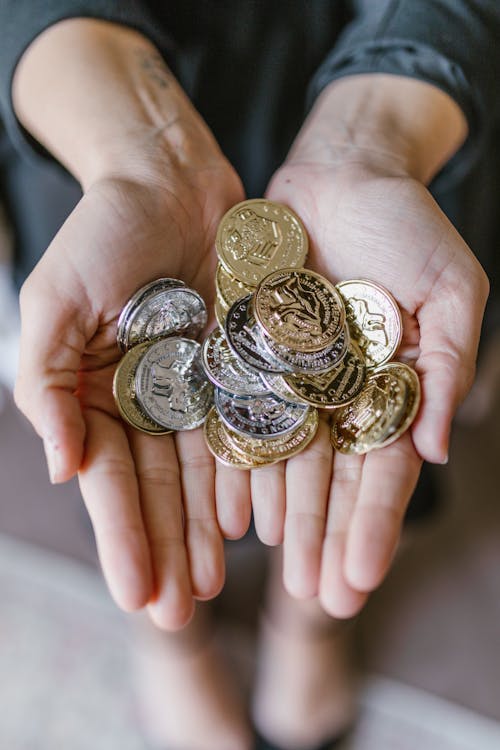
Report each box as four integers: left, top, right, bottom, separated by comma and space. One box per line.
0, 1, 500, 194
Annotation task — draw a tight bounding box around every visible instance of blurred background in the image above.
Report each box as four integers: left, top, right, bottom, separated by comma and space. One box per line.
1, 127, 500, 750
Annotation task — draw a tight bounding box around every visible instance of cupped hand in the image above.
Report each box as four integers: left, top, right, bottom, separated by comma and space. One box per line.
15, 162, 246, 629
249, 156, 488, 618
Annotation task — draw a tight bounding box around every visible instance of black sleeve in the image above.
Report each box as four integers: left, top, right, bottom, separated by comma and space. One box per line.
307, 0, 500, 187
0, 0, 170, 163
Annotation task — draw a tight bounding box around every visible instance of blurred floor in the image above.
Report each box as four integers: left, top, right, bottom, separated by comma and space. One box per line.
1, 383, 499, 747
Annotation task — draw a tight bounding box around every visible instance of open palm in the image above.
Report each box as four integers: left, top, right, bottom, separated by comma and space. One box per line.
15, 167, 244, 629
237, 158, 488, 617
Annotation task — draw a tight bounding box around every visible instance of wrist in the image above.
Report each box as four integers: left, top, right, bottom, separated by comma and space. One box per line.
12, 18, 227, 190
289, 74, 467, 184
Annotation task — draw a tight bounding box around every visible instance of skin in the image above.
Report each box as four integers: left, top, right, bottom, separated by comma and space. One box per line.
12, 19, 489, 629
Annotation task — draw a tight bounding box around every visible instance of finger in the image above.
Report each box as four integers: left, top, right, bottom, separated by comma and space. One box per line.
78, 409, 153, 612
319, 451, 368, 619
129, 429, 194, 631
251, 461, 286, 546
15, 275, 89, 482
413, 255, 488, 463
283, 419, 332, 599
176, 429, 225, 600
215, 462, 252, 539
344, 433, 421, 592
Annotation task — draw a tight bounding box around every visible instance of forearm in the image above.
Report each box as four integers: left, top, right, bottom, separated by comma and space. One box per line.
290, 74, 467, 184
12, 18, 224, 190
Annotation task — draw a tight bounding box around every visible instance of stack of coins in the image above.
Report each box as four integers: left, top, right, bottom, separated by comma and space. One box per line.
203, 198, 421, 466
113, 278, 213, 433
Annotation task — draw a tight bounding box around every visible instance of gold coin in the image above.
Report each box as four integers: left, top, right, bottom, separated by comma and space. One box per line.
113, 343, 172, 435
374, 362, 420, 449
215, 262, 256, 310
254, 268, 345, 353
337, 279, 403, 368
215, 199, 308, 285
283, 341, 366, 409
214, 294, 230, 329
203, 407, 271, 469
260, 372, 311, 404
330, 361, 419, 454
224, 408, 319, 461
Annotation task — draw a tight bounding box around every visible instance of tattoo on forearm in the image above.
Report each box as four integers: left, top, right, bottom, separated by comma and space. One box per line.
135, 48, 173, 89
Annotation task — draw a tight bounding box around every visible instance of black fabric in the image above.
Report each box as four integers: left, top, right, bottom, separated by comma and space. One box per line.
309, 0, 500, 188
1, 1, 500, 194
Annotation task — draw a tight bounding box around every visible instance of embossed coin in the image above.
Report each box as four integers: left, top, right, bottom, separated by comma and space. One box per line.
113, 342, 172, 434
374, 363, 420, 448
283, 341, 366, 409
215, 263, 256, 309
226, 407, 319, 461
330, 362, 420, 454
337, 279, 403, 368
134, 338, 213, 430
254, 268, 345, 353
225, 295, 288, 374
117, 278, 186, 351
202, 327, 271, 397
204, 407, 269, 468
122, 287, 207, 352
258, 324, 349, 374
214, 389, 310, 440
215, 294, 230, 328
216, 199, 308, 285
259, 372, 311, 405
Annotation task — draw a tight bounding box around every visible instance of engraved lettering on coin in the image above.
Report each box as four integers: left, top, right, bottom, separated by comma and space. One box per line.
225, 295, 288, 374
283, 341, 366, 408
216, 199, 308, 285
112, 342, 172, 434
227, 408, 319, 461
202, 327, 271, 397
258, 324, 349, 374
337, 279, 402, 368
124, 288, 207, 350
254, 269, 345, 353
214, 389, 310, 440
134, 338, 213, 430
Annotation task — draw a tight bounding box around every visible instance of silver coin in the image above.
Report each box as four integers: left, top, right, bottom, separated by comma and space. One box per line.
257, 324, 349, 374
202, 327, 271, 397
134, 338, 213, 430
120, 287, 207, 352
259, 372, 311, 405
284, 341, 367, 408
224, 295, 288, 374
214, 388, 310, 440
117, 278, 186, 351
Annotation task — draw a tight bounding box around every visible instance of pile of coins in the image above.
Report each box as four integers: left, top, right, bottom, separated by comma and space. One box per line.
113, 278, 213, 433
203, 199, 421, 467
111, 199, 421, 462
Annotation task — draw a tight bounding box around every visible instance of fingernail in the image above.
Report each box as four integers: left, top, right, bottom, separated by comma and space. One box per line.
44, 439, 61, 483
440, 454, 449, 465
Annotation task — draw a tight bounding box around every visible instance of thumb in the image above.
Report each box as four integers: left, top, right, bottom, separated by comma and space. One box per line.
14, 272, 90, 483
412, 264, 489, 463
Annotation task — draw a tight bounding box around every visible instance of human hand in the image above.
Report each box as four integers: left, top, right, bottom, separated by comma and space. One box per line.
15, 162, 244, 628
244, 75, 489, 617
